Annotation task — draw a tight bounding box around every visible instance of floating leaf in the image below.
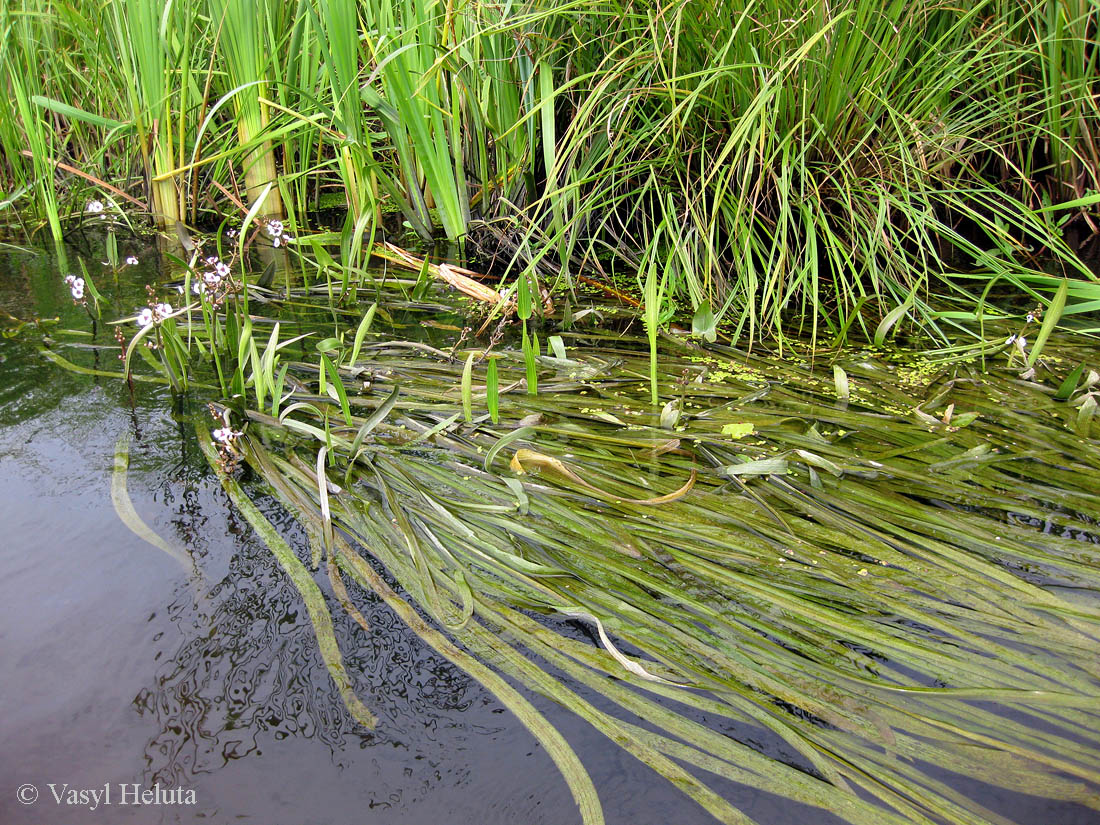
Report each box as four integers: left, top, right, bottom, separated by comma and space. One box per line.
873, 281, 920, 347
461, 352, 474, 423
1055, 363, 1085, 401
548, 335, 567, 360
1076, 395, 1097, 436
833, 365, 850, 402
486, 357, 500, 425
1027, 278, 1069, 368
511, 449, 696, 505
721, 422, 754, 439
346, 303, 377, 367
661, 400, 681, 430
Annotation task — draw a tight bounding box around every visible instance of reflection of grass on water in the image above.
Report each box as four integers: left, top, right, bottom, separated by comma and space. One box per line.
135, 290, 1097, 825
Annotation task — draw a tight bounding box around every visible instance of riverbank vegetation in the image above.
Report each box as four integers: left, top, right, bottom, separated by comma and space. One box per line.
2, 0, 1099, 345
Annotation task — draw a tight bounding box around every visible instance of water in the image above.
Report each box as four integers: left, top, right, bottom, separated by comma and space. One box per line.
1, 239, 1097, 825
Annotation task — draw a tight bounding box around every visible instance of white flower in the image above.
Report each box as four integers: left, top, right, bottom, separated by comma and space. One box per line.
86, 199, 104, 214
192, 281, 205, 295
70, 278, 85, 300
63, 274, 76, 286
265, 220, 284, 238
125, 256, 139, 266
155, 302, 172, 319
212, 427, 241, 445
214, 261, 230, 278
272, 236, 282, 248
136, 308, 154, 328
205, 256, 220, 266
226, 228, 238, 239
1006, 334, 1016, 345
204, 270, 222, 287
1025, 313, 1035, 323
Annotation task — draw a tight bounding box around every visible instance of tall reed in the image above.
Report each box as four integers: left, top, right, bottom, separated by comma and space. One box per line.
104, 0, 185, 226
1, 2, 64, 241
506, 0, 1100, 344
1, 0, 1097, 345
308, 0, 377, 222
208, 0, 284, 218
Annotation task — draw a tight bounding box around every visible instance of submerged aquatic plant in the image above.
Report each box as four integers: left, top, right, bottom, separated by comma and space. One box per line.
213, 309, 1100, 825
38, 253, 1094, 825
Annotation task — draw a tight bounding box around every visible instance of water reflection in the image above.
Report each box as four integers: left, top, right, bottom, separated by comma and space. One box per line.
131, 486, 489, 781
0, 379, 578, 824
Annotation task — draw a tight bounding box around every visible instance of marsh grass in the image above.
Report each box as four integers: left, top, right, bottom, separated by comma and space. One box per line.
207, 0, 283, 217
1, 1, 65, 241
2, 0, 1098, 345
507, 0, 1100, 346
104, 0, 192, 226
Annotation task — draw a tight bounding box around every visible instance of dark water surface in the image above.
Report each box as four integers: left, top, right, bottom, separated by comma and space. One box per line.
1, 241, 1096, 825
